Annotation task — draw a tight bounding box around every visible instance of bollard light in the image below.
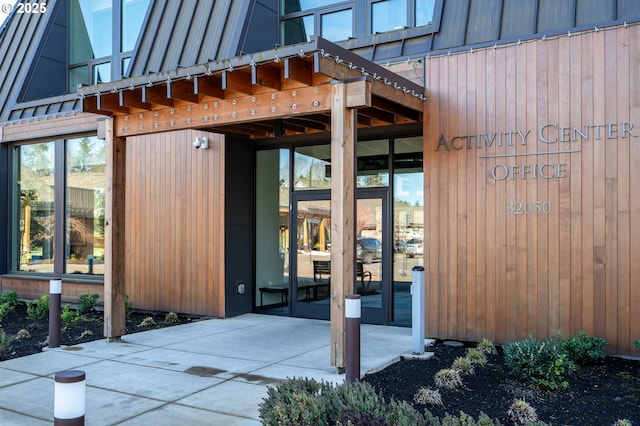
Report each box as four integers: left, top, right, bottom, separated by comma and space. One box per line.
411, 266, 425, 354
49, 279, 62, 349
345, 294, 361, 383
54, 370, 85, 425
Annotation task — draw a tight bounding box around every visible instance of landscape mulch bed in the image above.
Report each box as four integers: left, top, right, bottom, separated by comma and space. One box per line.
363, 341, 640, 425
3, 304, 640, 425
0, 302, 192, 362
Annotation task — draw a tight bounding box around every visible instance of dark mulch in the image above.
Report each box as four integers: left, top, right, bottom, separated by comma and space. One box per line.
0, 302, 192, 362
363, 342, 640, 425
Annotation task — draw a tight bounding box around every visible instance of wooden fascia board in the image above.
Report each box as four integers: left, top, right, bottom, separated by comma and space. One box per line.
113, 83, 332, 137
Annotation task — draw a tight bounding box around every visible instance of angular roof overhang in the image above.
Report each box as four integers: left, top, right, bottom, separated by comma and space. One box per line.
78, 37, 425, 140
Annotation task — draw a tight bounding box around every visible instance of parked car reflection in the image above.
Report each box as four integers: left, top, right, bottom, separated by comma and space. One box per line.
357, 237, 382, 263
406, 238, 423, 257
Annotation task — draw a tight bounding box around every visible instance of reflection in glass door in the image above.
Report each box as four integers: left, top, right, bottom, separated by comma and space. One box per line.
292, 195, 332, 319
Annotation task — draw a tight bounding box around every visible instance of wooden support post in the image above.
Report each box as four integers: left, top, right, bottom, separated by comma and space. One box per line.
104, 118, 127, 340
330, 81, 357, 368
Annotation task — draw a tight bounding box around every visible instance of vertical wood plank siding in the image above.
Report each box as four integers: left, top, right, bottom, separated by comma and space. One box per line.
125, 130, 225, 317
417, 25, 639, 354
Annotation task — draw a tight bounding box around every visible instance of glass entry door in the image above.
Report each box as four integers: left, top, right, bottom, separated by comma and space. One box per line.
291, 190, 389, 323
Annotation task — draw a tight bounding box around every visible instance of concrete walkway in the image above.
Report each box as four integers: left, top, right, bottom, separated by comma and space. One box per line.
0, 314, 415, 425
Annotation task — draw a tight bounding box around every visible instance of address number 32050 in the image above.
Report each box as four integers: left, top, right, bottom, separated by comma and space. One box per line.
506, 201, 552, 215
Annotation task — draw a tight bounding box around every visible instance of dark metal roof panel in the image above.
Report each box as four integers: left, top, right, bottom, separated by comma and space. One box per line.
536, 0, 576, 33
432, 0, 469, 50
575, 0, 616, 26
465, 0, 502, 45
0, 0, 54, 121
500, 0, 537, 39
128, 0, 252, 77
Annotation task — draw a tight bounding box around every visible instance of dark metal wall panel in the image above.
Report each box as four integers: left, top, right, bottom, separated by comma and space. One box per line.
537, 0, 576, 33
465, 0, 502, 45
618, 0, 640, 17
240, 0, 279, 54
0, 142, 8, 275
500, 0, 537, 39
432, 0, 470, 50
576, 0, 615, 26
224, 137, 253, 317
0, 0, 54, 121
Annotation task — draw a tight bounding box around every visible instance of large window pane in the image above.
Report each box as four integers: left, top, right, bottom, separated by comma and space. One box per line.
255, 150, 290, 311
416, 0, 436, 26
122, 0, 150, 51
392, 136, 423, 324
65, 137, 106, 276
294, 145, 331, 190
357, 139, 389, 188
94, 62, 111, 84
321, 8, 352, 41
15, 142, 56, 273
282, 15, 314, 44
372, 0, 407, 33
283, 0, 338, 14
70, 0, 113, 63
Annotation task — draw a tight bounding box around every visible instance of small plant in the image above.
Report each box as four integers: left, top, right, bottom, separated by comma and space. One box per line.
26, 295, 49, 324
80, 330, 94, 338
0, 302, 11, 323
452, 356, 475, 375
78, 293, 100, 315
503, 336, 577, 390
138, 316, 157, 328
0, 290, 18, 307
634, 340, 640, 349
559, 330, 607, 365
124, 294, 133, 319
164, 312, 180, 323
434, 368, 463, 390
613, 420, 633, 426
0, 329, 14, 357
507, 399, 538, 425
413, 387, 443, 407
60, 304, 82, 328
15, 329, 31, 340
477, 338, 497, 355
466, 348, 488, 366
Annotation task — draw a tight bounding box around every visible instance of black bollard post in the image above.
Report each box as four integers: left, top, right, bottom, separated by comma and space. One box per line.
49, 279, 62, 348
345, 294, 361, 383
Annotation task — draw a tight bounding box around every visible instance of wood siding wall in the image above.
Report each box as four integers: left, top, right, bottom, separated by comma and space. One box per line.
124, 130, 226, 317
418, 24, 639, 354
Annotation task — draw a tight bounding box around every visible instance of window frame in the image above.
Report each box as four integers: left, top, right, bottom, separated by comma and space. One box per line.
280, 0, 442, 45
9, 134, 105, 281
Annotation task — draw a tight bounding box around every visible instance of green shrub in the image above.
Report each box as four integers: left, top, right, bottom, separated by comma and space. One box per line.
452, 356, 475, 375
259, 377, 332, 426
434, 368, 463, 390
503, 336, 577, 390
0, 329, 14, 357
559, 330, 607, 365
0, 290, 19, 307
165, 312, 180, 323
507, 399, 538, 425
259, 377, 426, 426
60, 304, 82, 328
465, 348, 488, 366
138, 316, 157, 328
78, 293, 100, 315
0, 302, 11, 324
476, 338, 497, 355
26, 295, 49, 323
425, 411, 500, 425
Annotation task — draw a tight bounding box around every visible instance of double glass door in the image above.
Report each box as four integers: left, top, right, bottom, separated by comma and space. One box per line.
291, 189, 389, 324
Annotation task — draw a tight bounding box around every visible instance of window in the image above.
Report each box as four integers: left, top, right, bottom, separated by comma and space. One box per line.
69, 0, 150, 89
14, 142, 56, 273
280, 0, 437, 45
12, 137, 106, 277
65, 137, 106, 275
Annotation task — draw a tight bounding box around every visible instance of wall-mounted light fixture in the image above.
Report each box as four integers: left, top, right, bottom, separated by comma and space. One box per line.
193, 136, 209, 149
236, 281, 246, 294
